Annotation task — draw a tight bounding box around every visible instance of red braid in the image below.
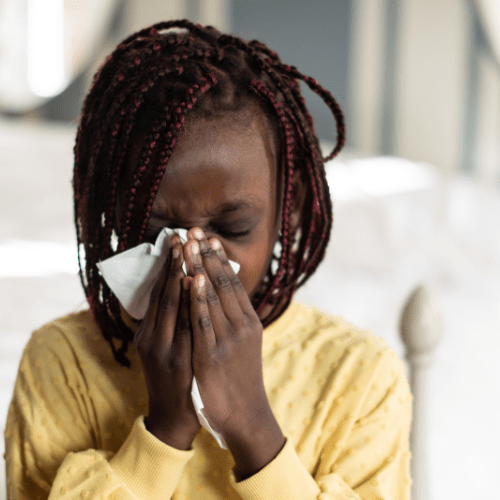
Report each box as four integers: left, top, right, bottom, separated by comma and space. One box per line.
73, 19, 345, 366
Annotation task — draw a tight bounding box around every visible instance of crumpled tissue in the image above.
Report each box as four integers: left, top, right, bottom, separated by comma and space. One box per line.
97, 227, 239, 449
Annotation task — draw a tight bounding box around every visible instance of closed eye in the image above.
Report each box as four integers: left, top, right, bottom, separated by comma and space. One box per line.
216, 228, 251, 239
142, 226, 252, 243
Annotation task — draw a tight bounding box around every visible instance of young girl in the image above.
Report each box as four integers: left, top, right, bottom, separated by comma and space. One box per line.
4, 19, 412, 499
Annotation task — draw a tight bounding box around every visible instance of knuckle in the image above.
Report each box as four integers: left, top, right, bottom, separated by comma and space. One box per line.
214, 273, 231, 290
230, 276, 244, 290
248, 317, 263, 335
193, 263, 205, 274
198, 315, 212, 330
200, 245, 214, 260
169, 257, 182, 276
168, 353, 186, 371
159, 293, 176, 311
177, 315, 191, 332
143, 346, 163, 365
211, 343, 228, 363
196, 292, 207, 304
218, 254, 229, 266
205, 287, 220, 306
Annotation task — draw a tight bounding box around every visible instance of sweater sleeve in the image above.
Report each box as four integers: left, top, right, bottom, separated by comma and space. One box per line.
4, 328, 194, 500
227, 350, 412, 500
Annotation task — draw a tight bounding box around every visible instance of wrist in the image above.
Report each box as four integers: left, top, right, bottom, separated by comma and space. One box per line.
144, 416, 198, 451
224, 411, 286, 481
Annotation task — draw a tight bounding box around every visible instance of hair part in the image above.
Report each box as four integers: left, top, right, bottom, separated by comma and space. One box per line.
73, 19, 345, 367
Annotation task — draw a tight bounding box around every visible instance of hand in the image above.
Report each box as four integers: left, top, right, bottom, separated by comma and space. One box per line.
133, 233, 201, 450
183, 228, 277, 439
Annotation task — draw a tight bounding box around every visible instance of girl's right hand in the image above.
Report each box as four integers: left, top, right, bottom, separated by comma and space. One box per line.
133, 234, 201, 450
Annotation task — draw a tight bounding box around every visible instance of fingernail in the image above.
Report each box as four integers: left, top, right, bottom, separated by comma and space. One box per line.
173, 246, 180, 259
191, 241, 200, 255
193, 228, 204, 241
210, 239, 221, 250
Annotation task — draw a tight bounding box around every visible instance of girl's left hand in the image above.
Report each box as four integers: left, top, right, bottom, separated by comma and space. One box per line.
183, 228, 274, 440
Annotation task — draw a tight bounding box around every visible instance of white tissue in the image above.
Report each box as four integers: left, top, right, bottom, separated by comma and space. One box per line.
96, 227, 240, 320
191, 377, 228, 449
97, 227, 237, 449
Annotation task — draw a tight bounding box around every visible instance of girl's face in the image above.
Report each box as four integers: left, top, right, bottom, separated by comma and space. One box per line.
126, 107, 295, 320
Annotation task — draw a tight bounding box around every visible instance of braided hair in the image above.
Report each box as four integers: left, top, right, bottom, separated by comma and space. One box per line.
73, 19, 345, 368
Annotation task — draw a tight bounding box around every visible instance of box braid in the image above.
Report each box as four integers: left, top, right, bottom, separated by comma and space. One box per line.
73, 19, 345, 368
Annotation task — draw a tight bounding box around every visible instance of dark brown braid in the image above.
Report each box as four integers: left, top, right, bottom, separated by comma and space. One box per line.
73, 19, 345, 367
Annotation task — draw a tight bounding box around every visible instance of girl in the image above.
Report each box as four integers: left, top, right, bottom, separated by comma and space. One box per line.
4, 20, 412, 499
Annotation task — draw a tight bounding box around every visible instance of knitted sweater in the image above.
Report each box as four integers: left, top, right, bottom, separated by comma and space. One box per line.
4, 300, 412, 499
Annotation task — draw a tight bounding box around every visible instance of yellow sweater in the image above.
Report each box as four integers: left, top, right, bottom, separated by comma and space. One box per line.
4, 301, 412, 499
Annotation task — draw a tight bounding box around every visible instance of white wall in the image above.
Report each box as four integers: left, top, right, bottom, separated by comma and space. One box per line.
349, 0, 472, 177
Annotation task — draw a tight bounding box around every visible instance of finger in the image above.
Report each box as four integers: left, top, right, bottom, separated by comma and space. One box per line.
173, 275, 194, 364
184, 239, 227, 336
155, 242, 185, 345
190, 228, 241, 323
184, 232, 204, 278
135, 242, 174, 346
145, 230, 180, 325
209, 237, 255, 317
169, 232, 182, 248
190, 273, 216, 356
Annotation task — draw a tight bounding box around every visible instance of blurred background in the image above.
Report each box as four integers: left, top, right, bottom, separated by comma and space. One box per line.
1, 1, 499, 499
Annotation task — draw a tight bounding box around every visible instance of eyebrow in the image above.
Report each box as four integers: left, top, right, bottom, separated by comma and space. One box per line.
150, 198, 262, 219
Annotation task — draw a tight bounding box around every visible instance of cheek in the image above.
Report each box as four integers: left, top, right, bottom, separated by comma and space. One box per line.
232, 209, 279, 299
238, 250, 265, 296
233, 238, 275, 299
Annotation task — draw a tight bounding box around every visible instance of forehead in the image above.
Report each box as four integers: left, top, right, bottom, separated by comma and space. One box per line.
147, 109, 280, 219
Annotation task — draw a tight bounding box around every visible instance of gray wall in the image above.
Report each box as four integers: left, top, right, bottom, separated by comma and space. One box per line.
231, 0, 351, 145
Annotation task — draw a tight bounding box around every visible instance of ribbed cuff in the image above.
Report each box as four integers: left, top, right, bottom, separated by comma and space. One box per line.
110, 415, 194, 500
229, 435, 321, 500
